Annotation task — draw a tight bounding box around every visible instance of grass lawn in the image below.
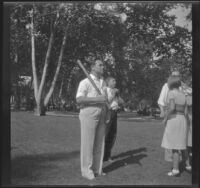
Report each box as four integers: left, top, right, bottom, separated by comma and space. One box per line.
11, 111, 192, 186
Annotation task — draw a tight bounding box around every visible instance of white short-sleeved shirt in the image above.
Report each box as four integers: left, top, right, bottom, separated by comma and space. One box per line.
158, 83, 169, 107
76, 74, 106, 98
106, 87, 119, 110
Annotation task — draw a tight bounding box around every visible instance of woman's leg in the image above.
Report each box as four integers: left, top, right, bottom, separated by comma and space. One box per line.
167, 149, 180, 176
184, 147, 192, 171
172, 149, 180, 170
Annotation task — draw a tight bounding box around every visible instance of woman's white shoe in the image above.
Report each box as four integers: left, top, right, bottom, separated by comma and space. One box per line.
167, 169, 180, 177
185, 165, 192, 171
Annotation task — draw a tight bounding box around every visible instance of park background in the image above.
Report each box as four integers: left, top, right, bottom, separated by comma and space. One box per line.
10, 2, 192, 114
8, 2, 194, 186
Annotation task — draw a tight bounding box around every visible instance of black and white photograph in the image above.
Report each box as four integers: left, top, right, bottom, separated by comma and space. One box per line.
2, 1, 200, 187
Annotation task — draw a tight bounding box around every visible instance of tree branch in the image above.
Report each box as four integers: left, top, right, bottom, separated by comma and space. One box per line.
44, 28, 68, 106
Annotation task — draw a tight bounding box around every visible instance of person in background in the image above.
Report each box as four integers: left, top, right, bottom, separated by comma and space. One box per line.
76, 59, 107, 180
161, 75, 188, 177
158, 70, 192, 162
158, 71, 181, 162
158, 70, 192, 118
182, 77, 192, 173
103, 77, 124, 162
158, 71, 181, 118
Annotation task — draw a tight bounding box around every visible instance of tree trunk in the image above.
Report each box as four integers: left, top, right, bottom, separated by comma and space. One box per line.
58, 75, 64, 98
13, 49, 21, 110
30, 6, 57, 116
37, 30, 54, 103
30, 8, 39, 101
67, 70, 73, 93
44, 30, 68, 106
30, 7, 43, 115
34, 101, 46, 116
14, 85, 21, 110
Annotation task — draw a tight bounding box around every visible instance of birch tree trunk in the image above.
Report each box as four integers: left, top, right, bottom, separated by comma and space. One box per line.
14, 51, 21, 110
30, 8, 39, 103
44, 30, 68, 106
31, 7, 59, 116
30, 7, 41, 114
58, 75, 64, 99
30, 6, 68, 116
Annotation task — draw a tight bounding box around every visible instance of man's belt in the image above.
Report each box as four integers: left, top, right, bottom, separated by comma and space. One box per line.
174, 111, 185, 115
81, 103, 104, 108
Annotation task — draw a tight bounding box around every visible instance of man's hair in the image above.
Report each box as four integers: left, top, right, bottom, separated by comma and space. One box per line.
171, 71, 180, 76
90, 59, 102, 68
167, 75, 181, 90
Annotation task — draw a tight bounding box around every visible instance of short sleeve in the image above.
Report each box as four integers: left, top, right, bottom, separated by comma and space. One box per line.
167, 90, 175, 101
186, 95, 192, 106
76, 79, 88, 98
107, 88, 115, 102
158, 83, 169, 106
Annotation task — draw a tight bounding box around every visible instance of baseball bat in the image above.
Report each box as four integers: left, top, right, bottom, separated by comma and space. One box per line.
76, 59, 111, 123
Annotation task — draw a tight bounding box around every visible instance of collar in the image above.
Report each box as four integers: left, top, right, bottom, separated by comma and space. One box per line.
90, 73, 102, 81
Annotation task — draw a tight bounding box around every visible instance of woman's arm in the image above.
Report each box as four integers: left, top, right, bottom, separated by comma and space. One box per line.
163, 99, 175, 125
184, 102, 189, 125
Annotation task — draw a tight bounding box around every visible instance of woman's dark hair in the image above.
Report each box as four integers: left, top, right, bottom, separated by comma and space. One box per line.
167, 75, 181, 90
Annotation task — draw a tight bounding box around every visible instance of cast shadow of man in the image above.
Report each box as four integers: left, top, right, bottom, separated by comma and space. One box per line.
11, 150, 80, 182
103, 147, 147, 173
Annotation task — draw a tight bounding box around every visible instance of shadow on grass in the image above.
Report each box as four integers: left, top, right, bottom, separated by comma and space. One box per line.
11, 150, 79, 183
118, 118, 158, 122
103, 147, 147, 173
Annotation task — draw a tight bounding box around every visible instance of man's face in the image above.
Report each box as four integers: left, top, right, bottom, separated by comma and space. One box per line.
108, 78, 116, 88
171, 71, 180, 77
171, 71, 181, 81
92, 60, 104, 75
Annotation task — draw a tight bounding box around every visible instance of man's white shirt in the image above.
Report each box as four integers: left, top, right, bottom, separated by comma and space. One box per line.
76, 74, 106, 98
106, 87, 119, 110
158, 83, 169, 107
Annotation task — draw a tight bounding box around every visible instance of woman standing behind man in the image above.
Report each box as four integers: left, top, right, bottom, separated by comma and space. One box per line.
161, 75, 189, 176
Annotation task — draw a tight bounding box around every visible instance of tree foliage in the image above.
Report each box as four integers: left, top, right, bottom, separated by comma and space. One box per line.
10, 2, 192, 113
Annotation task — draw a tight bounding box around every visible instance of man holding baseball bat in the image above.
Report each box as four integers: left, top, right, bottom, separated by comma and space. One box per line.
76, 59, 107, 180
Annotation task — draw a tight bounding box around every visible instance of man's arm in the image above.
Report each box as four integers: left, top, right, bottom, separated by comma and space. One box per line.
158, 83, 168, 118
158, 104, 165, 118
